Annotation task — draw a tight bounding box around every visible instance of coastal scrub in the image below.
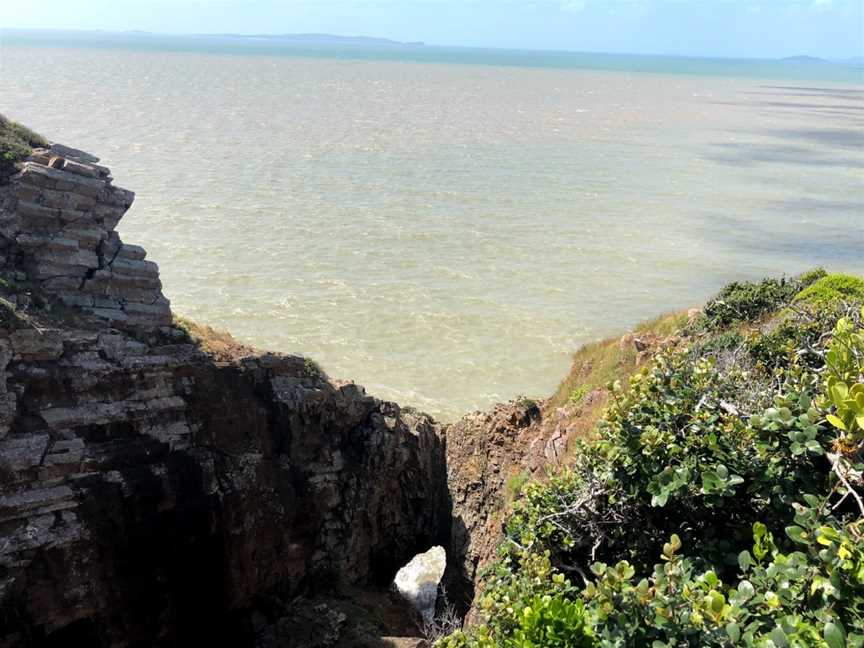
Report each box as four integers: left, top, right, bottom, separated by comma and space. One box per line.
438, 271, 864, 647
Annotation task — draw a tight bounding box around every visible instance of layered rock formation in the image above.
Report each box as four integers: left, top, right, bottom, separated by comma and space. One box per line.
0, 144, 171, 329
0, 146, 450, 647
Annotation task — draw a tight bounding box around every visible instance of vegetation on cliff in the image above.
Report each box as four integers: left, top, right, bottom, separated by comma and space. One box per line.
0, 114, 47, 183
439, 270, 864, 647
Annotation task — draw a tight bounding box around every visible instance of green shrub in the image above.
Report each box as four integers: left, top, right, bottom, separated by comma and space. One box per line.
796, 266, 829, 287
303, 356, 323, 378
0, 298, 20, 327
516, 395, 538, 410
745, 308, 838, 371
583, 513, 864, 646
819, 307, 864, 449
512, 594, 592, 647
569, 385, 589, 405
0, 114, 48, 183
505, 345, 832, 573
702, 277, 799, 329
794, 274, 864, 310
439, 273, 864, 648
697, 329, 745, 355
436, 552, 594, 648
506, 472, 530, 497
700, 269, 828, 331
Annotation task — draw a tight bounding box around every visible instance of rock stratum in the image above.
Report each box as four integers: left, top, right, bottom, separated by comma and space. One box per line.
0, 145, 460, 647
0, 144, 170, 329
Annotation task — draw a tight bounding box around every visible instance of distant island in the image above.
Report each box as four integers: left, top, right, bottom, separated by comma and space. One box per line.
779, 54, 864, 69
780, 55, 830, 63
0, 28, 423, 47
209, 33, 425, 47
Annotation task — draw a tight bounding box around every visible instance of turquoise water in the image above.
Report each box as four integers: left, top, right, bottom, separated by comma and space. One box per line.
1, 37, 862, 418
2, 29, 864, 84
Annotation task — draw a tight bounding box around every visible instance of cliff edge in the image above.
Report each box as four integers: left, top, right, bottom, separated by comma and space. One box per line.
0, 140, 450, 647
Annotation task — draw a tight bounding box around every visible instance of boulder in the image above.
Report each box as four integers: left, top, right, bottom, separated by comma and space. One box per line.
393, 546, 447, 623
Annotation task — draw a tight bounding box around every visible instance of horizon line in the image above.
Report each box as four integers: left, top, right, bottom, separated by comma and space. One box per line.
2, 26, 861, 63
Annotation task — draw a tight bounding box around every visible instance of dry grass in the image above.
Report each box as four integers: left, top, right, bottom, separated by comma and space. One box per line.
173, 315, 258, 362
549, 310, 689, 410
634, 310, 690, 337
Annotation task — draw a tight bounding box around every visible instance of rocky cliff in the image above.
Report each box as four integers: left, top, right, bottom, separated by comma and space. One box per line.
0, 145, 451, 647
0, 144, 170, 329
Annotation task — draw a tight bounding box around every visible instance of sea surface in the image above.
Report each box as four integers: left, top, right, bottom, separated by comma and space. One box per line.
1, 34, 863, 419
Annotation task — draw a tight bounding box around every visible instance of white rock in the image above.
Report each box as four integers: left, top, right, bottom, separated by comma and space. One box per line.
393, 546, 446, 623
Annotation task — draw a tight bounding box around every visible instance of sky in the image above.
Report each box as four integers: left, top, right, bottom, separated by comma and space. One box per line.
1, 0, 862, 59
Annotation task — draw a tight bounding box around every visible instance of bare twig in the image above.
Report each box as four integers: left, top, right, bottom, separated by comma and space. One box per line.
558, 562, 591, 587
828, 452, 864, 517
419, 585, 463, 643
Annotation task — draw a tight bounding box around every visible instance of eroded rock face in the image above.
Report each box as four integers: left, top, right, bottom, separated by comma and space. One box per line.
0, 144, 171, 329
0, 145, 450, 647
443, 400, 544, 619
444, 387, 620, 621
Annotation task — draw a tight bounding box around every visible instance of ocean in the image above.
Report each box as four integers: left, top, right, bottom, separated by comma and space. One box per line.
1, 33, 862, 418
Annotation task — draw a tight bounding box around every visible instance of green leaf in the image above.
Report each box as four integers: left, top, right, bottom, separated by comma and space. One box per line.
805, 440, 824, 455
831, 383, 849, 405
737, 580, 755, 601
770, 625, 789, 647
709, 591, 725, 613
785, 525, 808, 545
802, 493, 821, 507
738, 550, 752, 572
825, 621, 846, 648
726, 622, 740, 643
826, 414, 847, 431
651, 491, 669, 507
701, 471, 720, 494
